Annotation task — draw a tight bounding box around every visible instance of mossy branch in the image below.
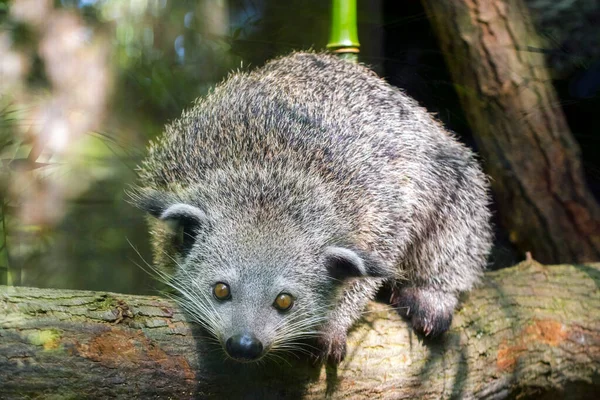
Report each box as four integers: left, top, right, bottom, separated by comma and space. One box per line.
1, 261, 599, 399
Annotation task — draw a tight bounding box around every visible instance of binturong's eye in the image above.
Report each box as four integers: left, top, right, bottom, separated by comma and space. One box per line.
213, 282, 231, 301
273, 293, 294, 311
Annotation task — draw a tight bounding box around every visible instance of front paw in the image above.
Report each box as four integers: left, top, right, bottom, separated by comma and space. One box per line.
313, 329, 348, 366
391, 287, 457, 337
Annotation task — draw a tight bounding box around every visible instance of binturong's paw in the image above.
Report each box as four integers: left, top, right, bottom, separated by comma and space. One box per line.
313, 329, 348, 366
391, 286, 458, 337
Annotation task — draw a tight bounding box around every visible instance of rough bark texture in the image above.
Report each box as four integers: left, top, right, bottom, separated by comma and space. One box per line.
420, 0, 600, 263
1, 260, 599, 399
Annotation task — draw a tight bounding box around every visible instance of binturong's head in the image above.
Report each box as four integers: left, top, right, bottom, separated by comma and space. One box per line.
130, 175, 389, 363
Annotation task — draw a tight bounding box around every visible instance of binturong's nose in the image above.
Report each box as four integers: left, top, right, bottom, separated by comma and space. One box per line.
225, 333, 264, 361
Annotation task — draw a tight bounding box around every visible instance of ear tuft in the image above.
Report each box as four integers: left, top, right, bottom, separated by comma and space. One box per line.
126, 187, 174, 218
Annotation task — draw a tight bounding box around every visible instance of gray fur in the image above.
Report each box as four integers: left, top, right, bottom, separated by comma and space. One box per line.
132, 52, 493, 364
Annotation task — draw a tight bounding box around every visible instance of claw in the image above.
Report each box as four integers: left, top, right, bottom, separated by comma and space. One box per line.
314, 330, 348, 366
392, 286, 456, 338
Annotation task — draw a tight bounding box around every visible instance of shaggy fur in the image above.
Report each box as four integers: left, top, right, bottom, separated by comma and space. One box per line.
132, 52, 493, 364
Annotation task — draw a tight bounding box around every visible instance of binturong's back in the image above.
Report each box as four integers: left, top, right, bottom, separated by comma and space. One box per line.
133, 52, 493, 365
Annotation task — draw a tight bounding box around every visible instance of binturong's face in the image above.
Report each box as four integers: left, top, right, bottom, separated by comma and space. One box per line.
134, 190, 386, 363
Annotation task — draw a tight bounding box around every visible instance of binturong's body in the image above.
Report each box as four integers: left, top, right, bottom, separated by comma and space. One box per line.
133, 52, 493, 364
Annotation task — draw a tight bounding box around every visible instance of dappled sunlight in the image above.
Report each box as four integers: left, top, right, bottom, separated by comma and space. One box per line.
4, 1, 110, 229
0, 0, 237, 291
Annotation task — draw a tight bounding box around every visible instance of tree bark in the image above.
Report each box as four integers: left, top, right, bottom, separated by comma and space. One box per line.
420, 0, 600, 263
1, 261, 599, 399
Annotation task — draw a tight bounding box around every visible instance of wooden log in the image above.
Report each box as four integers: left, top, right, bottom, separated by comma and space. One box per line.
1, 260, 599, 399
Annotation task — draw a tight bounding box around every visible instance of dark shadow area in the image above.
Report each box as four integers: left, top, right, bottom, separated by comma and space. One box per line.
572, 264, 600, 289
449, 348, 469, 400
506, 378, 600, 400
190, 324, 322, 399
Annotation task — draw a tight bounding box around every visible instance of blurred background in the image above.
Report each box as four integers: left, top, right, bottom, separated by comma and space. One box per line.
0, 0, 598, 294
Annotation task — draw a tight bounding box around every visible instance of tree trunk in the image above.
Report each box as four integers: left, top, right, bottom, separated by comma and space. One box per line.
1, 260, 599, 399
420, 0, 600, 263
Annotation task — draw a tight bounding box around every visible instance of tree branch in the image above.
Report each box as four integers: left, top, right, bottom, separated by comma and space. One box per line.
1, 261, 599, 399
420, 0, 600, 263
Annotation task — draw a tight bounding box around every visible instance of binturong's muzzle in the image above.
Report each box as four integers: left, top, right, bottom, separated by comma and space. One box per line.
225, 333, 264, 361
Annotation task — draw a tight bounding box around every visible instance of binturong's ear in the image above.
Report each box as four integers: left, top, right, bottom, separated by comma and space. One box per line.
159, 204, 208, 253
127, 188, 207, 254
323, 246, 392, 280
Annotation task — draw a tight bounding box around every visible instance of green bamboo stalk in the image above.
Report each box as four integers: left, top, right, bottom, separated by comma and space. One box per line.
327, 0, 360, 63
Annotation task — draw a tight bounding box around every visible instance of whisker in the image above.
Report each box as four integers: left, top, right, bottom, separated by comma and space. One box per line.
265, 352, 293, 367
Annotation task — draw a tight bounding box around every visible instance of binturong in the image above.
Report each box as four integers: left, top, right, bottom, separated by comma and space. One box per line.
131, 52, 493, 365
